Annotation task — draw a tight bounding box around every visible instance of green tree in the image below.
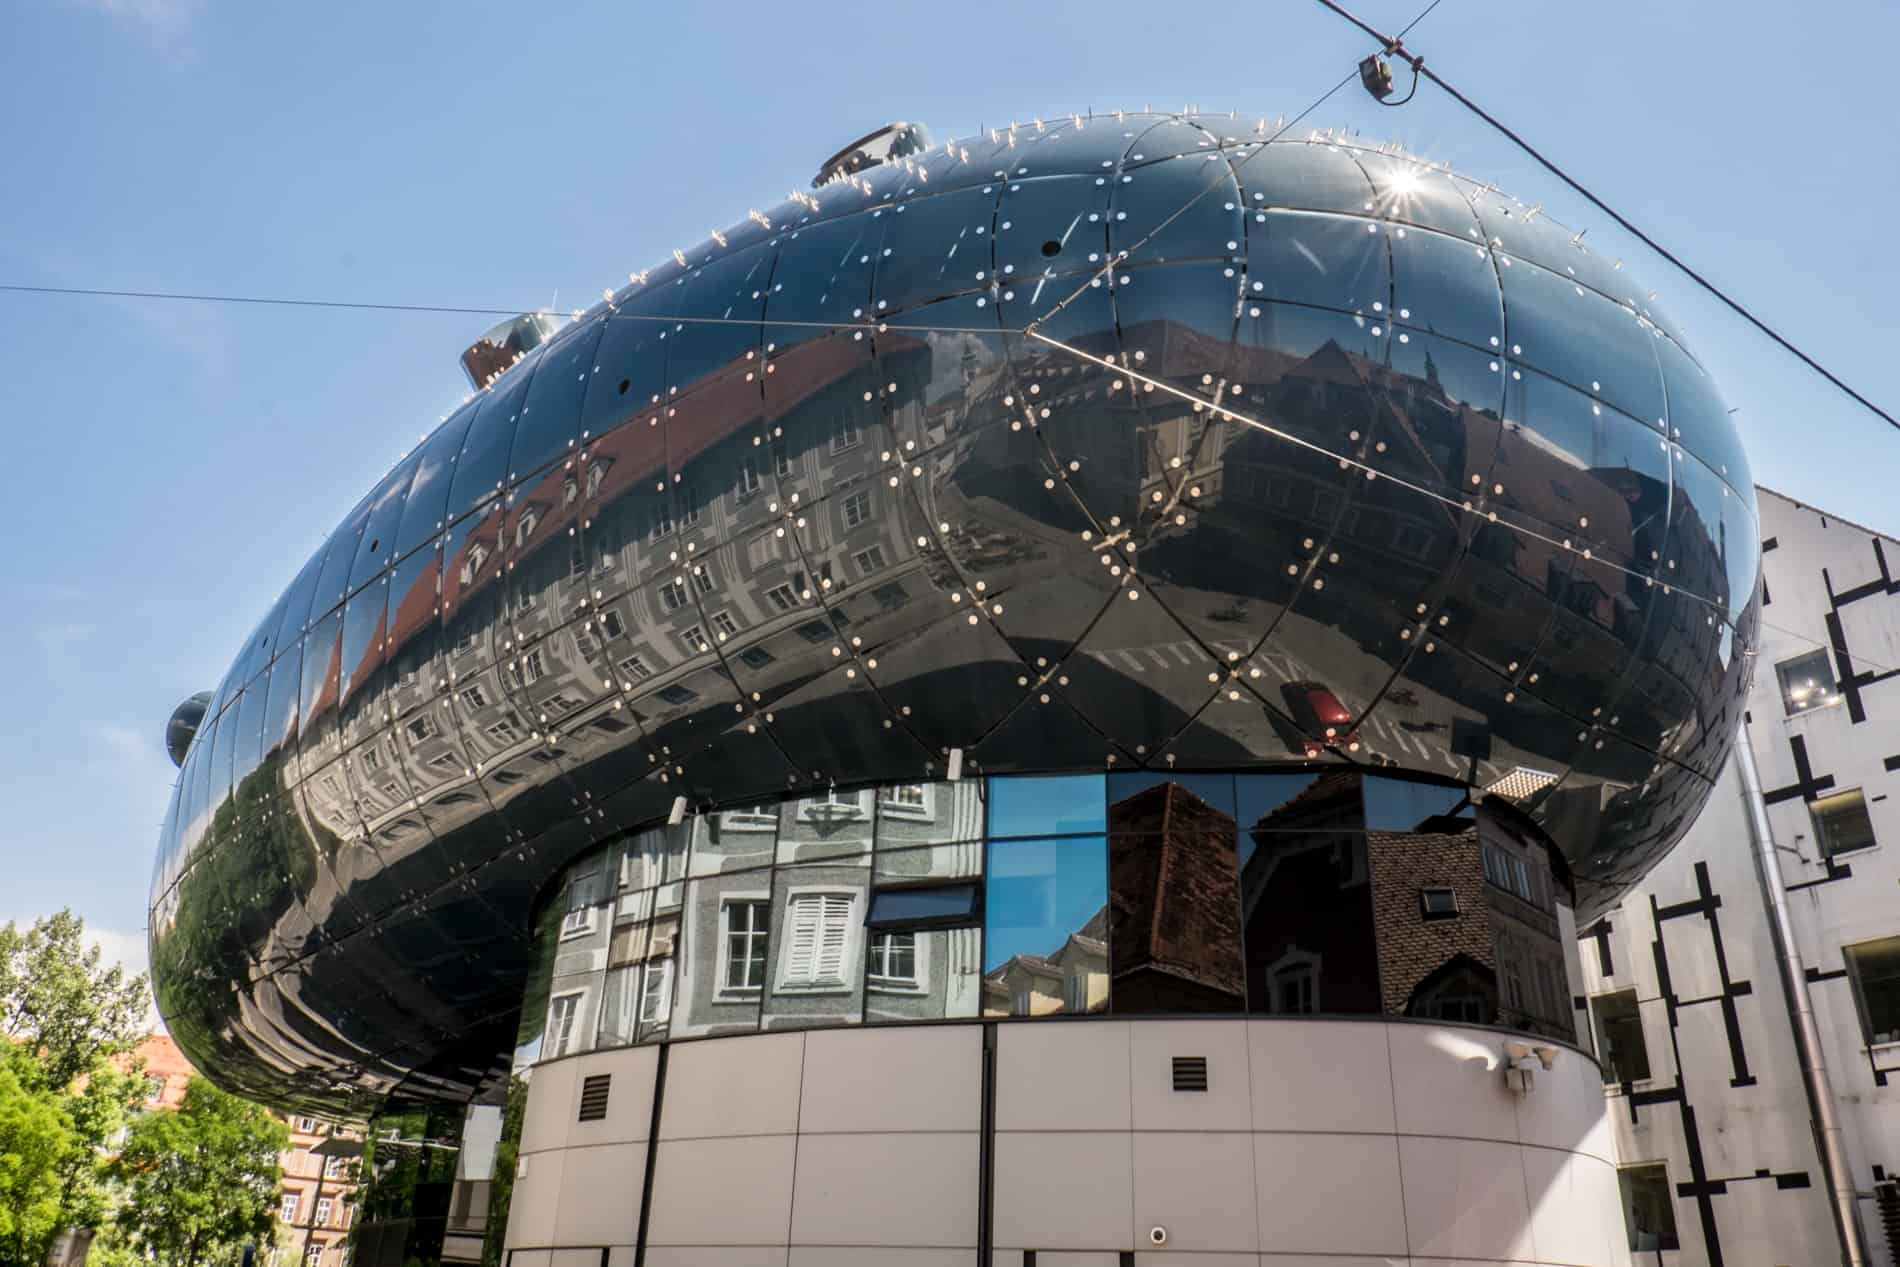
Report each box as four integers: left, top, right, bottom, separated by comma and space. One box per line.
0, 1055, 74, 1266
112, 1078, 287, 1267
0, 910, 150, 1087
0, 910, 152, 1264
479, 1077, 528, 1267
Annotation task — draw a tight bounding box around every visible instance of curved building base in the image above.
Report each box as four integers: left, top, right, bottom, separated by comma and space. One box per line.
504, 1017, 1627, 1266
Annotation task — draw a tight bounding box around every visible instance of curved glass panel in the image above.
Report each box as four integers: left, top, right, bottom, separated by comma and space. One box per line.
393, 399, 482, 561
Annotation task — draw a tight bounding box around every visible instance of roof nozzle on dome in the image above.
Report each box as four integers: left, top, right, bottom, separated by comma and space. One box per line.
812, 122, 930, 189
166, 691, 214, 768
460, 311, 565, 391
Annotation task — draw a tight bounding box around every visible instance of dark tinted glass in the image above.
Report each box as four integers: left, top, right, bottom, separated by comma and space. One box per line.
866, 882, 980, 928
271, 548, 328, 653
393, 400, 481, 560
1389, 224, 1502, 351
509, 317, 606, 484
447, 362, 539, 521
346, 452, 422, 596
1364, 777, 1470, 830
308, 499, 371, 623
1500, 256, 1665, 428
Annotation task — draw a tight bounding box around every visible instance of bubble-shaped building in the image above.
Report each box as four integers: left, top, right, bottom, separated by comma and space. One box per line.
151, 111, 1758, 1265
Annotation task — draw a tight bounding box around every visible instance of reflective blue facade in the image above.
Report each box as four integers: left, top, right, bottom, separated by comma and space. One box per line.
149, 113, 1758, 1114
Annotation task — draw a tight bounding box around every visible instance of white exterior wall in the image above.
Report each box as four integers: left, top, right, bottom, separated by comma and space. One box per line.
505, 1017, 1627, 1266
1581, 486, 1900, 1267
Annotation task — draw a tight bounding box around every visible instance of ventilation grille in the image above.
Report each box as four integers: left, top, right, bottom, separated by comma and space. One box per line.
1876, 1181, 1899, 1265
577, 1074, 611, 1122
1171, 1056, 1208, 1092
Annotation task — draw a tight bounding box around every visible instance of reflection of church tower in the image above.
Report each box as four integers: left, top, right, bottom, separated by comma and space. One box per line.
1106, 783, 1245, 1012
959, 339, 978, 390
1423, 345, 1441, 392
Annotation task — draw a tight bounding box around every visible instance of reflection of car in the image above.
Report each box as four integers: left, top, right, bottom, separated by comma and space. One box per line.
1281, 681, 1358, 756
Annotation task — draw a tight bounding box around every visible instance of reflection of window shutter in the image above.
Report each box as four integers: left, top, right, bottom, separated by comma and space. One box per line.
816, 895, 852, 981
786, 896, 821, 982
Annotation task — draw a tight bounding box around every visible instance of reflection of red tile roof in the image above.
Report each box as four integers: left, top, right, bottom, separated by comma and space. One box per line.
1251, 771, 1361, 834
428, 330, 928, 617
1109, 783, 1244, 998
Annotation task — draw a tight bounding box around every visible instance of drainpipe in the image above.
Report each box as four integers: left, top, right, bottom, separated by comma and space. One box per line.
1735, 728, 1868, 1267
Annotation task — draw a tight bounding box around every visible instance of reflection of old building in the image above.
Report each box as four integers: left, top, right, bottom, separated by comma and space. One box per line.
1107, 782, 1244, 1012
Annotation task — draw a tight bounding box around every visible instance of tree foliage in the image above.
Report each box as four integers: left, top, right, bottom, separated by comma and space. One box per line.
0, 1056, 72, 1266
0, 910, 149, 1087
0, 909, 152, 1266
112, 1078, 287, 1267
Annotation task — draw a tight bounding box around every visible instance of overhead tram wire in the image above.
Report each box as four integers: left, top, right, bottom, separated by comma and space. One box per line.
0, 282, 1008, 336
1310, 0, 1900, 435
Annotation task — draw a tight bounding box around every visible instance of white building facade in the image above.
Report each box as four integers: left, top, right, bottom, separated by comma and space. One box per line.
1583, 487, 1900, 1266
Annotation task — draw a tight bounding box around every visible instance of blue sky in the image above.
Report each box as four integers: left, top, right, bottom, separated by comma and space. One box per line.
2, 0, 1894, 987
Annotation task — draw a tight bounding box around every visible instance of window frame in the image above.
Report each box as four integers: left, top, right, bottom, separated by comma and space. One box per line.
1776, 647, 1839, 716
774, 886, 860, 994
546, 990, 585, 1059
716, 895, 771, 997
867, 929, 926, 994
1844, 936, 1900, 1048
1809, 787, 1877, 859
877, 782, 934, 821
1589, 987, 1653, 1084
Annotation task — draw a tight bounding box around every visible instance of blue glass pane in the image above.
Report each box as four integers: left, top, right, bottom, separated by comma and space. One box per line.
983, 835, 1108, 1015
1363, 777, 1470, 831
987, 774, 1106, 837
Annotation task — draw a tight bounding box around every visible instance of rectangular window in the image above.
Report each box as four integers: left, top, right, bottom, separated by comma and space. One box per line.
458, 684, 489, 711
1590, 989, 1651, 1083
867, 930, 918, 988
659, 579, 688, 613
843, 490, 872, 528
721, 900, 770, 992
323, 1155, 344, 1179
640, 958, 674, 1023
765, 582, 799, 612
739, 646, 775, 670
853, 545, 887, 574
561, 870, 600, 939
879, 783, 931, 818
682, 626, 711, 655
315, 1198, 333, 1227
781, 892, 855, 988
1811, 788, 1877, 858
866, 882, 979, 929
406, 715, 437, 743
748, 532, 780, 570
599, 608, 625, 640
1419, 887, 1459, 919
546, 992, 582, 1058
486, 714, 521, 745
736, 457, 762, 497
519, 648, 546, 684
619, 652, 653, 681
1777, 647, 1838, 715
1619, 1164, 1680, 1252
772, 439, 793, 480
1845, 937, 1900, 1046
281, 1194, 300, 1222
692, 568, 715, 595
830, 420, 861, 454
710, 611, 739, 639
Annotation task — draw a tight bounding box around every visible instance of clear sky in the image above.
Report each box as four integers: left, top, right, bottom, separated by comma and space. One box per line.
3, 0, 1895, 987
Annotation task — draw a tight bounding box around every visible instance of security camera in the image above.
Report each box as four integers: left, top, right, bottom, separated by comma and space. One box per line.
1149, 1227, 1169, 1247
1531, 1045, 1558, 1071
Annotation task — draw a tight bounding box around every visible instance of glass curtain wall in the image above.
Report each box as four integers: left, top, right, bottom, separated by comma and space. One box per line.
515, 769, 1581, 1065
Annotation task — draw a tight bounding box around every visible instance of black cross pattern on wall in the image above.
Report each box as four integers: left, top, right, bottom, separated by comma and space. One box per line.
1820, 535, 1900, 724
